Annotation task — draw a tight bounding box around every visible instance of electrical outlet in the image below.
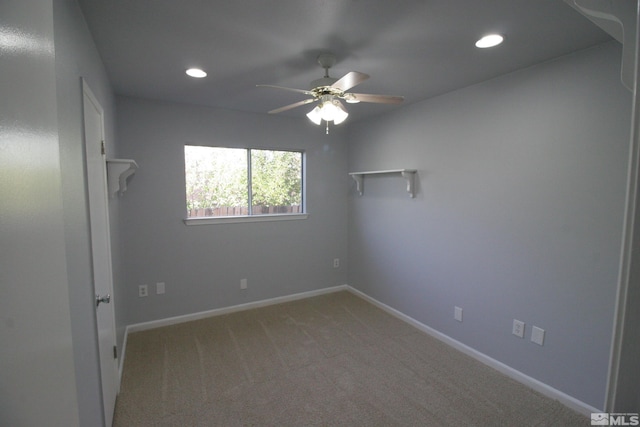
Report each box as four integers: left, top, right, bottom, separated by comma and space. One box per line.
333, 258, 340, 268
531, 326, 545, 346
139, 284, 148, 297
240, 278, 247, 290
454, 306, 463, 322
512, 319, 525, 338
156, 282, 165, 295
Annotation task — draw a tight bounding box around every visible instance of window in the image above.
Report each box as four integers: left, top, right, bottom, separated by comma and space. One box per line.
184, 145, 304, 220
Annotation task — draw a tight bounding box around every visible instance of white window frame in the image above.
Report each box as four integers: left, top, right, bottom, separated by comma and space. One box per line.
183, 146, 308, 225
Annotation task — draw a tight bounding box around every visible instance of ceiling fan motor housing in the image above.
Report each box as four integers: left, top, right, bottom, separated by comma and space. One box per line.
310, 77, 338, 91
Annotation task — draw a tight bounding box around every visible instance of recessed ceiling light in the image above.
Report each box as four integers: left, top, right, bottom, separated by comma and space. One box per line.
475, 34, 504, 49
186, 68, 207, 78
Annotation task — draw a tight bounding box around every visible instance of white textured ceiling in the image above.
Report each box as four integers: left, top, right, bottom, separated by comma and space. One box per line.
77, 0, 612, 122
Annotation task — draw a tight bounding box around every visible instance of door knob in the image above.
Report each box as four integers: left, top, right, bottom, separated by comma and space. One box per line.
96, 294, 111, 307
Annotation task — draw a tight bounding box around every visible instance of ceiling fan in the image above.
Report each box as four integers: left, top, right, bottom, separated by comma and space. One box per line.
258, 53, 404, 133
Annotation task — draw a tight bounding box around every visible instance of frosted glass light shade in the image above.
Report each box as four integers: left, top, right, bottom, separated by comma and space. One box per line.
331, 101, 348, 124
306, 106, 322, 125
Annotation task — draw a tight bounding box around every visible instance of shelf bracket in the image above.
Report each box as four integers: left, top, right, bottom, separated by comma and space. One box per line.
401, 170, 416, 198
563, 0, 636, 90
351, 174, 364, 196
106, 159, 138, 197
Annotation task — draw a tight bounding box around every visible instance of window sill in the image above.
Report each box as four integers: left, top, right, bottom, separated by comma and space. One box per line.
183, 213, 309, 226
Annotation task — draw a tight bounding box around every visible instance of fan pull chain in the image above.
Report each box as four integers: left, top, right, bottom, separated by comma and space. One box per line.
325, 121, 329, 134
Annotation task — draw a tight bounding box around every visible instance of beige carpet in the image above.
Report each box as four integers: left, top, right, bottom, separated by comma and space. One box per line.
114, 291, 588, 426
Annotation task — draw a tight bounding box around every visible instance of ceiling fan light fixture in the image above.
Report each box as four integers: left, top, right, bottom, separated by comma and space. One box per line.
475, 34, 504, 48
307, 98, 349, 125
186, 68, 207, 78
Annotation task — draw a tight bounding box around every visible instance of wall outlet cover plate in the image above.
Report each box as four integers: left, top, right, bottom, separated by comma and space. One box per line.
139, 284, 148, 297
512, 319, 525, 338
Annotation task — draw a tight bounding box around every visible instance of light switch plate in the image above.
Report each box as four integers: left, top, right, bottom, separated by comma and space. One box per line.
531, 326, 545, 346
454, 306, 463, 322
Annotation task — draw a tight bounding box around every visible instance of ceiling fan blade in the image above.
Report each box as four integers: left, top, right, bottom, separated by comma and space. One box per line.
331, 71, 370, 92
348, 93, 404, 104
257, 84, 313, 96
268, 98, 315, 114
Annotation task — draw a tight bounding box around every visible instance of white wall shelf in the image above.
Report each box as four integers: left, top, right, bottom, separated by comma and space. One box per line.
106, 159, 138, 197
349, 169, 417, 198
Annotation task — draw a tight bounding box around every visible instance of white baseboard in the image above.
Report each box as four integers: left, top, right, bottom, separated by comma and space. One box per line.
345, 286, 601, 417
119, 283, 599, 416
125, 285, 349, 334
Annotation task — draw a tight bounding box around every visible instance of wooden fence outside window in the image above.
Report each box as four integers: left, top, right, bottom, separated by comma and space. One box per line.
188, 205, 301, 218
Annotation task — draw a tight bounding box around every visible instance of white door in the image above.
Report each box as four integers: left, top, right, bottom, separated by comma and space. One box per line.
83, 79, 119, 426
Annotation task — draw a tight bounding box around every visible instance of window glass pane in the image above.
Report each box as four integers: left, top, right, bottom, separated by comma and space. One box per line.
184, 146, 248, 217
251, 149, 303, 215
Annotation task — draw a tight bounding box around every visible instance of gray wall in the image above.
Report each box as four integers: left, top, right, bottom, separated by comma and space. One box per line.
115, 97, 348, 327
347, 42, 630, 409
0, 1, 80, 425
53, 0, 118, 425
